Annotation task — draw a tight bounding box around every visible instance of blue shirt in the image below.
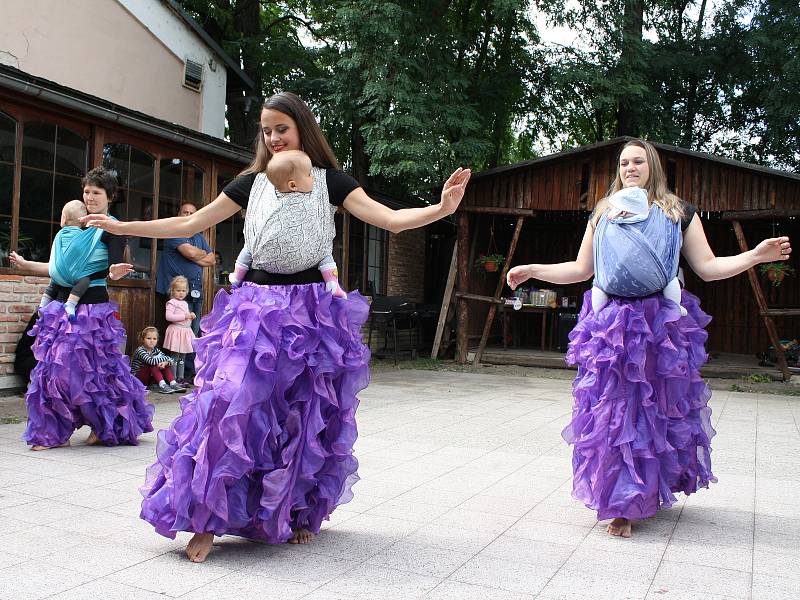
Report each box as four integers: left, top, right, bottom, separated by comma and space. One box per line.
156, 233, 211, 295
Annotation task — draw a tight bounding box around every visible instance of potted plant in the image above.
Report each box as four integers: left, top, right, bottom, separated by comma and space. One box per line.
759, 261, 795, 286
474, 254, 505, 273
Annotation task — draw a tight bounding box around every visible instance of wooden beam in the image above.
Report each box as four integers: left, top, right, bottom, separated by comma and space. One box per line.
473, 216, 526, 365
731, 220, 791, 380
431, 241, 458, 359
762, 309, 800, 317
721, 209, 800, 221
455, 292, 505, 304
460, 206, 536, 216
456, 212, 470, 364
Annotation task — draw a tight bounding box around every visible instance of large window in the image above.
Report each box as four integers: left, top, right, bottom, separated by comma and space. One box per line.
156, 159, 206, 281
0, 112, 15, 263
158, 159, 204, 218
213, 172, 243, 284
347, 218, 387, 296
103, 143, 156, 279
19, 121, 88, 261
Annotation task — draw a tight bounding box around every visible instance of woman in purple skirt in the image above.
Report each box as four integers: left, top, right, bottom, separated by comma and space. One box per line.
507, 139, 791, 538
87, 92, 471, 562
10, 167, 153, 450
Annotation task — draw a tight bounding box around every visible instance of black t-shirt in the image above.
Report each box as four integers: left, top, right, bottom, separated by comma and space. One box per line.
222, 169, 360, 208
681, 203, 697, 231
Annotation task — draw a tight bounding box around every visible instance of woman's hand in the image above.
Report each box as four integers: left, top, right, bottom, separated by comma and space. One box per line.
752, 236, 791, 264
507, 265, 534, 290
82, 213, 126, 234
9, 251, 28, 270
108, 263, 135, 280
440, 167, 472, 215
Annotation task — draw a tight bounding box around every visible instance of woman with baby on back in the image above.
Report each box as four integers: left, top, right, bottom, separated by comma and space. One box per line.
507, 138, 791, 538
85, 91, 471, 562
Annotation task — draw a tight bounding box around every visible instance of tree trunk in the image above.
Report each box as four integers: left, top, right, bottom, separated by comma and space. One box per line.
615, 0, 644, 137
228, 0, 263, 146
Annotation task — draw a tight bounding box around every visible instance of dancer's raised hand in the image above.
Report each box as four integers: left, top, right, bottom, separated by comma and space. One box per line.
440, 167, 472, 214
507, 265, 534, 290
109, 263, 135, 280
752, 236, 791, 264
8, 251, 29, 270
82, 213, 126, 234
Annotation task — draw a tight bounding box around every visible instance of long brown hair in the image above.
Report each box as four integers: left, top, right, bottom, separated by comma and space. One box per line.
606, 139, 684, 222
240, 92, 339, 176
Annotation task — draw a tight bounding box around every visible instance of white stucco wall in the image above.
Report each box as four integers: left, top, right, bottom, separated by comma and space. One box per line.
0, 0, 227, 138
118, 0, 227, 138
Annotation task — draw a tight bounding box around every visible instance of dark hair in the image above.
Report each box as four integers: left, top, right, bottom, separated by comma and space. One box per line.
82, 166, 118, 201
241, 92, 339, 176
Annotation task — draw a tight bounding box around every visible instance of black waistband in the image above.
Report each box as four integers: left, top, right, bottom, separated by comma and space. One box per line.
244, 267, 324, 285
51, 284, 109, 304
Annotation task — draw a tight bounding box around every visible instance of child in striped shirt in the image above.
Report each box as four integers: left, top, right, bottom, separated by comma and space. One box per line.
131, 326, 186, 394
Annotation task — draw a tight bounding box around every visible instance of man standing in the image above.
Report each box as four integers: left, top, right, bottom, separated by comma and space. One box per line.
156, 202, 214, 378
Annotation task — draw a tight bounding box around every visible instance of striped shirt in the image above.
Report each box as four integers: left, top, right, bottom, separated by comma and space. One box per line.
130, 346, 172, 373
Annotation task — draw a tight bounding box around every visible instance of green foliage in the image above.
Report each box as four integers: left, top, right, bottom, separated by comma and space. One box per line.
177, 0, 799, 192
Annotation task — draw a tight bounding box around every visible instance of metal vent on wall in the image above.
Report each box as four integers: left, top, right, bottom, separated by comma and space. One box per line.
184, 59, 203, 91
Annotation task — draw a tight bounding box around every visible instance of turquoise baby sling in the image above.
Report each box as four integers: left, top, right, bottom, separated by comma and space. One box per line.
49, 225, 108, 289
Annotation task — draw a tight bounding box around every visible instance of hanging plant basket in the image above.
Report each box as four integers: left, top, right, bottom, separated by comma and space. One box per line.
474, 254, 505, 273
759, 262, 794, 287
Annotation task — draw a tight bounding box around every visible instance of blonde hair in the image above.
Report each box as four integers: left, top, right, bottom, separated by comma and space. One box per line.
266, 150, 312, 191
62, 199, 88, 227
139, 326, 159, 342
240, 92, 339, 177
605, 139, 684, 223
168, 275, 189, 299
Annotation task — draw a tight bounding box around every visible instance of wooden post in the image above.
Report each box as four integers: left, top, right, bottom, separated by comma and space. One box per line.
473, 216, 526, 365
456, 212, 470, 363
731, 220, 791, 380
431, 241, 458, 359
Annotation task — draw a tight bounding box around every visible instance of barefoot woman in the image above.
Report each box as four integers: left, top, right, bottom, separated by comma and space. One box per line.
10, 167, 153, 450
507, 139, 791, 538
87, 92, 471, 562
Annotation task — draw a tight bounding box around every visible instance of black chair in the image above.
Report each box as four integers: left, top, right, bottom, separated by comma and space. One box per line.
367, 295, 419, 364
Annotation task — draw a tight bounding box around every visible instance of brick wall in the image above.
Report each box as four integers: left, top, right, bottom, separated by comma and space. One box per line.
386, 229, 426, 303
0, 275, 49, 384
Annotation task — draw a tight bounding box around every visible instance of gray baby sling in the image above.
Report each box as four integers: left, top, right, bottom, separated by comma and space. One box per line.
593, 204, 682, 298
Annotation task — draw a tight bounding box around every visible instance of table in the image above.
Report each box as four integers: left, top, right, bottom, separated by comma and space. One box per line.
500, 304, 557, 351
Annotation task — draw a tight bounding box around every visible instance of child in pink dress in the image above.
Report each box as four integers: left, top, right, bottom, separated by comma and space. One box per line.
163, 275, 196, 382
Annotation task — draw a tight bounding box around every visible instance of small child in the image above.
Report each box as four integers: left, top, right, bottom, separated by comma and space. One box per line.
131, 326, 185, 394
228, 150, 347, 298
162, 275, 196, 382
592, 187, 687, 316
39, 200, 93, 321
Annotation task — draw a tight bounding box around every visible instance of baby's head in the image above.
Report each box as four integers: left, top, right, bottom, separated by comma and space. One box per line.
608, 187, 649, 217
61, 200, 88, 227
267, 150, 313, 193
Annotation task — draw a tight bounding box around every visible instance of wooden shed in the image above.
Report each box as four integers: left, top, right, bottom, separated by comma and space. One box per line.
454, 137, 800, 377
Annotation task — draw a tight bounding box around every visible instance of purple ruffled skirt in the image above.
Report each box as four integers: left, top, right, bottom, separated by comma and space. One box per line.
23, 301, 153, 447
562, 289, 717, 521
140, 282, 370, 542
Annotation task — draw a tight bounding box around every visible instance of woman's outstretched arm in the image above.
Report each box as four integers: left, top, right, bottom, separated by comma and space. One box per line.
343, 168, 471, 234
682, 215, 791, 281
506, 220, 596, 289
8, 252, 49, 275
84, 194, 241, 238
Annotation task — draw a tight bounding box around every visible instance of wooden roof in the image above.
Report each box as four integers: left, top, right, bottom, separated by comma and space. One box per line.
462, 137, 800, 214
